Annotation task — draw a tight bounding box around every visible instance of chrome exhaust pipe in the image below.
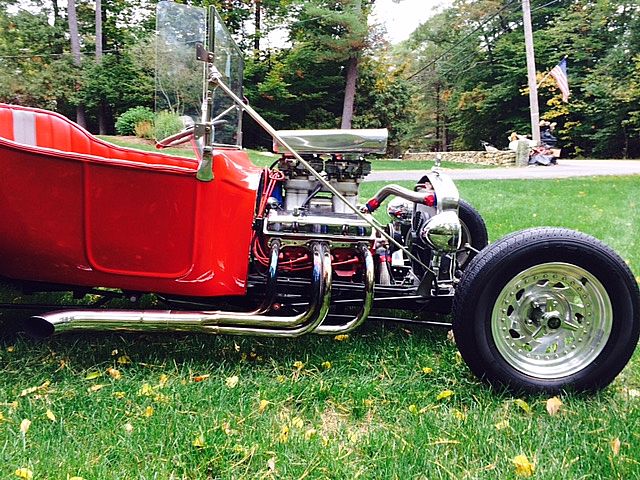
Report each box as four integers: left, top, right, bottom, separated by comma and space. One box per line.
314, 244, 374, 335
27, 242, 332, 338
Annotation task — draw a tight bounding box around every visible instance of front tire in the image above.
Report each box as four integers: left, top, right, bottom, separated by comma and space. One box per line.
452, 227, 640, 393
457, 199, 488, 269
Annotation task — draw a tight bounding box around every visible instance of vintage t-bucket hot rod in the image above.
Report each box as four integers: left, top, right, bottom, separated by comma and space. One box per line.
0, 1, 638, 393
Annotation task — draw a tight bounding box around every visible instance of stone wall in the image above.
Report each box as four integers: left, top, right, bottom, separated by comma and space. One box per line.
403, 150, 516, 166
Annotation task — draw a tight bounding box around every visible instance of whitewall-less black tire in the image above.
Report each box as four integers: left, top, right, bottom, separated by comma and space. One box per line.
452, 227, 640, 393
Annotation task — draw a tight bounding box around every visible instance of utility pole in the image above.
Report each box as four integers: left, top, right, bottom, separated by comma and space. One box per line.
522, 0, 540, 144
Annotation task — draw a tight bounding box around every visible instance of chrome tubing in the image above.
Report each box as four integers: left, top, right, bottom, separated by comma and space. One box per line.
365, 184, 435, 212
314, 244, 375, 335
27, 242, 332, 338
245, 239, 280, 315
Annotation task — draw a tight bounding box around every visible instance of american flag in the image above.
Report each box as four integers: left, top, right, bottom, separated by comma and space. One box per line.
550, 58, 570, 102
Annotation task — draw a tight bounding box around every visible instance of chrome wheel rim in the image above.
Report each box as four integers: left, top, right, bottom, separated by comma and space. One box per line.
491, 262, 612, 379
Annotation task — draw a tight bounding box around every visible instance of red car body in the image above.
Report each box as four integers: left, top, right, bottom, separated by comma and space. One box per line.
0, 103, 262, 297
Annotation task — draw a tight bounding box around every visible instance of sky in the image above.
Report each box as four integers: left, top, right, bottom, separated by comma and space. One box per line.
371, 0, 453, 44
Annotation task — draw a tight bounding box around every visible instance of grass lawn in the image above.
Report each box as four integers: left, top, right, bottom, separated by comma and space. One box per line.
1, 176, 639, 479
97, 136, 489, 171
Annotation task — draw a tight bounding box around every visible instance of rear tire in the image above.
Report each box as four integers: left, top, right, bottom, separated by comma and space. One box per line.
452, 227, 640, 393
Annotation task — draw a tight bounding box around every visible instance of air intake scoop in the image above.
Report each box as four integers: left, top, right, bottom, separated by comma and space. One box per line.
274, 129, 388, 154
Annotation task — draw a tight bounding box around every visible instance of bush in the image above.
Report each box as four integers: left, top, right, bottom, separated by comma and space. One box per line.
115, 106, 155, 136
134, 120, 154, 139
153, 111, 184, 141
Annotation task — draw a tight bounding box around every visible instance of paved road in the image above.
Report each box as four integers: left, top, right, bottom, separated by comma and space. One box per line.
365, 159, 640, 182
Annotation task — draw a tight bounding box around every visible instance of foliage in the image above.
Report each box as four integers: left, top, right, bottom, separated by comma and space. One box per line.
114, 106, 154, 136
397, 0, 640, 158
153, 111, 184, 141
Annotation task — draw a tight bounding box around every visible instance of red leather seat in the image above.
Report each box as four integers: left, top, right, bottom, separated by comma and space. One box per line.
0, 103, 197, 170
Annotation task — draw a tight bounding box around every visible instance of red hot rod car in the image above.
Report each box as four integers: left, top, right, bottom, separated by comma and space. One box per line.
0, 1, 638, 393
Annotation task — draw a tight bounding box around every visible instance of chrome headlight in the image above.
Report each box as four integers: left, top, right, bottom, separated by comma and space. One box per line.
420, 211, 462, 252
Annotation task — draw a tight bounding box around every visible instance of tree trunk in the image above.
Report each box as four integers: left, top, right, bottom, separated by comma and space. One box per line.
67, 0, 87, 128
340, 55, 358, 129
95, 0, 108, 134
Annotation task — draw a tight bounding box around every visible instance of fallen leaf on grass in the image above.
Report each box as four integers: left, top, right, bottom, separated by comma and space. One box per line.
610, 437, 621, 456
259, 399, 269, 413
139, 384, 154, 396
192, 374, 210, 383
14, 468, 33, 479
514, 399, 531, 414
333, 334, 349, 341
304, 428, 317, 440
279, 425, 289, 443
292, 417, 304, 429
20, 381, 51, 397
7, 345, 15, 352
106, 368, 121, 380
267, 457, 276, 472
117, 355, 132, 365
45, 409, 56, 422
436, 390, 454, 401
158, 374, 169, 387
19, 419, 31, 435
87, 384, 105, 393
192, 434, 205, 448
546, 396, 562, 416
123, 423, 134, 434
512, 454, 535, 477
84, 371, 102, 380
225, 375, 239, 388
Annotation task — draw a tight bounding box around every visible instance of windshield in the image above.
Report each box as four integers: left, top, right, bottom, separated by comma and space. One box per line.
208, 6, 244, 146
155, 1, 244, 147
155, 2, 206, 128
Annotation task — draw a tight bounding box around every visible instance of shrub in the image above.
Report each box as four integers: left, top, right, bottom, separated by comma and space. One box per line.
134, 120, 154, 139
115, 106, 154, 136
154, 111, 184, 141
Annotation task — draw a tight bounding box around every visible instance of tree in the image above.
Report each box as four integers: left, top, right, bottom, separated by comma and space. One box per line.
291, 0, 373, 129
67, 0, 87, 127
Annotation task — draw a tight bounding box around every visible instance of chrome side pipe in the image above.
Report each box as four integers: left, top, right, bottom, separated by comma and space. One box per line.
314, 244, 374, 335
26, 242, 332, 338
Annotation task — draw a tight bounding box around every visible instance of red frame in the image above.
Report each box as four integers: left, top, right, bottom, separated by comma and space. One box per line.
0, 104, 262, 297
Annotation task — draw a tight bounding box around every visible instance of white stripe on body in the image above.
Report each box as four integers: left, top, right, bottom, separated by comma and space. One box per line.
12, 110, 37, 145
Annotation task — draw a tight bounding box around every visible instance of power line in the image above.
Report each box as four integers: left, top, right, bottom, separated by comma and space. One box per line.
406, 0, 521, 80
407, 0, 561, 81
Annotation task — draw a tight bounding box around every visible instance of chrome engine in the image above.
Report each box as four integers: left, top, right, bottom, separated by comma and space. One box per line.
256, 128, 462, 292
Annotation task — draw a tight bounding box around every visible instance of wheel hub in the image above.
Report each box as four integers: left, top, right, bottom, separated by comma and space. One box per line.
491, 262, 612, 379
